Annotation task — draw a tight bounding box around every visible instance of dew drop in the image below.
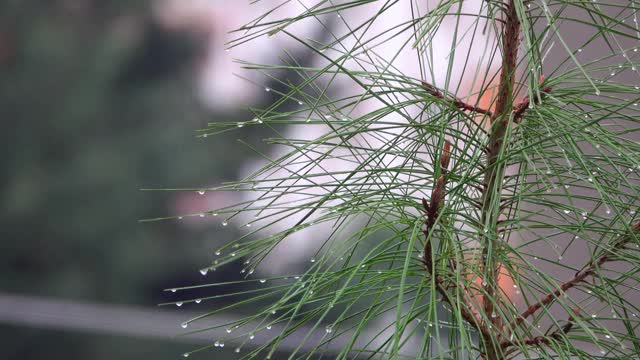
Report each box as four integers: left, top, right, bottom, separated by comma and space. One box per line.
215, 251, 221, 256
271, 310, 276, 314
195, 299, 201, 304
249, 334, 255, 340
197, 190, 205, 195
298, 101, 303, 105
226, 328, 232, 334
265, 87, 271, 92
178, 216, 183, 220
481, 281, 487, 286
235, 348, 240, 353
170, 289, 177, 293
310, 258, 316, 263
259, 279, 267, 284
231, 252, 236, 257
325, 326, 333, 333
182, 353, 189, 358
266, 325, 272, 330
246, 223, 252, 227
605, 335, 611, 339
237, 122, 244, 128
181, 322, 188, 329
222, 221, 228, 227
491, 312, 497, 318
587, 177, 593, 183
199, 213, 205, 217
592, 314, 597, 318
595, 90, 601, 96
214, 341, 220, 347
176, 302, 183, 307
558, 256, 563, 261
200, 268, 208, 276
563, 209, 570, 214
577, 48, 583, 53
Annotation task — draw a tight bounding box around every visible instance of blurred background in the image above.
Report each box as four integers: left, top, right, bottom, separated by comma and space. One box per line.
0, 1, 280, 359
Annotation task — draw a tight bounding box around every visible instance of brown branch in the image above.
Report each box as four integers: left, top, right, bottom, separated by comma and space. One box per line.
479, 2, 522, 358
509, 221, 640, 330
421, 141, 495, 340
501, 310, 579, 349
512, 86, 552, 122
421, 81, 494, 117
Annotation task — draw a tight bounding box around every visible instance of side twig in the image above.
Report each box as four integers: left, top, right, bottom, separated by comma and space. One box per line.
421, 81, 494, 117
509, 221, 640, 330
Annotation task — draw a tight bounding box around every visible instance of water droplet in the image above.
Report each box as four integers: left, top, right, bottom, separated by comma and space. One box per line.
266, 325, 272, 330
200, 268, 208, 276
235, 348, 240, 353
481, 281, 487, 286
215, 251, 221, 256
170, 289, 177, 293
605, 335, 611, 339
563, 209, 570, 214
182, 353, 189, 358
310, 258, 316, 263
231, 252, 236, 257
222, 221, 228, 226
588, 177, 593, 183
592, 314, 597, 318
491, 312, 497, 318
577, 48, 583, 52
558, 256, 563, 261
265, 87, 271, 92
237, 122, 244, 128
176, 302, 183, 307
197, 190, 205, 195
298, 101, 303, 105
199, 213, 205, 217
595, 90, 601, 96
246, 223, 252, 227
226, 328, 232, 334
599, 349, 605, 355
195, 299, 201, 304
214, 341, 220, 347
178, 216, 183, 220
181, 322, 188, 328
271, 310, 276, 314
249, 334, 255, 340
259, 279, 266, 284
610, 72, 615, 76
325, 326, 333, 333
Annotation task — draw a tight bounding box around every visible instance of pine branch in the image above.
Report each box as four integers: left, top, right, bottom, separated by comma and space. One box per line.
509, 221, 640, 330
421, 81, 494, 117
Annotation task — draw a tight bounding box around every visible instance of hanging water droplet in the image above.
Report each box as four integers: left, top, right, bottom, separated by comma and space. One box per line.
259, 279, 266, 284
195, 299, 201, 304
310, 258, 316, 263
266, 325, 272, 330
214, 341, 220, 347
558, 256, 563, 261
595, 90, 600, 96
265, 87, 271, 92
563, 209, 570, 214
226, 328, 232, 334
197, 190, 205, 195
491, 312, 497, 318
200, 268, 208, 276
237, 122, 244, 128
182, 353, 189, 358
588, 177, 593, 183
298, 101, 303, 105
231, 252, 236, 257
215, 250, 221, 256
199, 213, 205, 218
605, 334, 611, 339
325, 326, 333, 333
222, 220, 228, 226
181, 322, 188, 329
178, 216, 183, 220
176, 302, 183, 307
170, 289, 177, 293
482, 281, 487, 286
246, 223, 252, 227
235, 347, 241, 353
271, 310, 276, 314
592, 314, 597, 318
